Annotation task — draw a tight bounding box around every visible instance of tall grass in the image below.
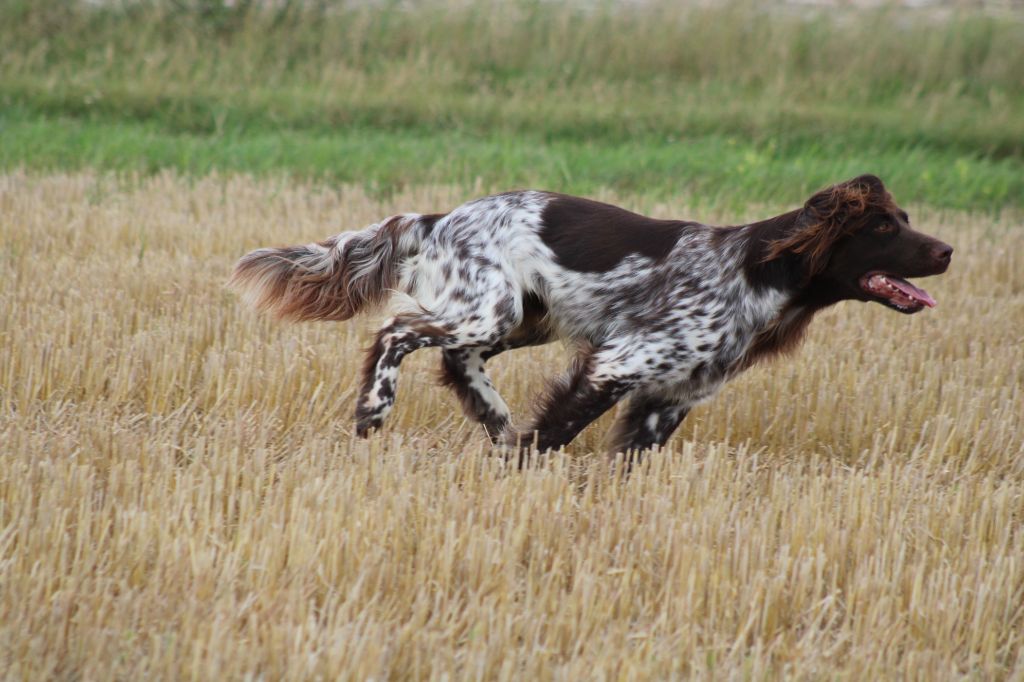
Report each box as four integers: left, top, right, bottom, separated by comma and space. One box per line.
1, 171, 1022, 678
5, 0, 1022, 142
2, 1, 1023, 209
6, 1, 1023, 98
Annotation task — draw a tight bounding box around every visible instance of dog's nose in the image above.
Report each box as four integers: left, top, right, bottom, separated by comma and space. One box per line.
932, 243, 953, 264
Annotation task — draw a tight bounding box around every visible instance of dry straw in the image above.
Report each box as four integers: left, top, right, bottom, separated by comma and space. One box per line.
1, 172, 1022, 679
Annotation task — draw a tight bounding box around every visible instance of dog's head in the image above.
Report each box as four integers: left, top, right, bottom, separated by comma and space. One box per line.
765, 175, 952, 313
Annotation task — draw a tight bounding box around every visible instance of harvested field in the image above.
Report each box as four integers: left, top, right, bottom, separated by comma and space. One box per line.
1, 172, 1022, 679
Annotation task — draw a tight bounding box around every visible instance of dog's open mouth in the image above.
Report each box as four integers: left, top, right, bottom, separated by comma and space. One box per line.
859, 272, 936, 313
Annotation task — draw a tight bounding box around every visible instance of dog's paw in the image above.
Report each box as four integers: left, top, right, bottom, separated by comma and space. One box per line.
354, 415, 383, 438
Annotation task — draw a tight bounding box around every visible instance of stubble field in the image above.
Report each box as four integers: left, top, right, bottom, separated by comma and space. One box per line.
1, 171, 1022, 679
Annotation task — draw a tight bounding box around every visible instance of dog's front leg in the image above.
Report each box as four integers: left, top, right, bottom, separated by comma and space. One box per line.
503, 343, 643, 462
608, 393, 690, 462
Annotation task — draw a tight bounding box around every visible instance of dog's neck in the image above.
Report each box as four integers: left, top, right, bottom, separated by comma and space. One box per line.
723, 209, 846, 370
735, 209, 806, 293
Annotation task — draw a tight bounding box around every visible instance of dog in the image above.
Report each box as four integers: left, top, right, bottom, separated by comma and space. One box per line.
230, 175, 952, 455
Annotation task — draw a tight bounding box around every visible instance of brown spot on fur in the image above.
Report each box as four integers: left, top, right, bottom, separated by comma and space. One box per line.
505, 292, 554, 348
407, 320, 453, 339
418, 213, 444, 238
540, 194, 688, 272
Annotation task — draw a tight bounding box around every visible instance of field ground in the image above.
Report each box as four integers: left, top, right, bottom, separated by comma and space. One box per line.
2, 172, 1022, 679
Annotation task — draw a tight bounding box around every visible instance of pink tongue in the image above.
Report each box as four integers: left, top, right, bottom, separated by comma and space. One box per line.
889, 277, 937, 308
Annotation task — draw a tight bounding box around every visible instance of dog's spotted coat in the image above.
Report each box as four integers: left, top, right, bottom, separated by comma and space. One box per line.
231, 175, 952, 456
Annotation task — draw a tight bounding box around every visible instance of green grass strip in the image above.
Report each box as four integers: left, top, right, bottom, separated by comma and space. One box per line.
2, 105, 1018, 212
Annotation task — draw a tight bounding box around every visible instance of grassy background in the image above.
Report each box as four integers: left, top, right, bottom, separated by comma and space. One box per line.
2, 0, 1023, 210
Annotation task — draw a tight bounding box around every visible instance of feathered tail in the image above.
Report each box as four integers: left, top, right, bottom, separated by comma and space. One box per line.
229, 213, 430, 322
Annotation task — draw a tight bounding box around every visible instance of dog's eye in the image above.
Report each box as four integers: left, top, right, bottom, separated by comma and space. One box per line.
874, 223, 896, 235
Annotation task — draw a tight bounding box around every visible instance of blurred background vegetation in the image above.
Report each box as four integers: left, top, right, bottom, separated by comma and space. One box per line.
1, 0, 1021, 210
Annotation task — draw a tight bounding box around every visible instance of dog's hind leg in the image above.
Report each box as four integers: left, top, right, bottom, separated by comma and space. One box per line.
439, 347, 512, 442
438, 303, 555, 442
355, 293, 521, 437
355, 313, 457, 437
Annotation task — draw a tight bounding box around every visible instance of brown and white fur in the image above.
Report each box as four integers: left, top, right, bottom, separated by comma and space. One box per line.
230, 175, 952, 456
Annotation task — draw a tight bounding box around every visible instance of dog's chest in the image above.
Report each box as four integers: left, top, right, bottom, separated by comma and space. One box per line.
648, 281, 790, 397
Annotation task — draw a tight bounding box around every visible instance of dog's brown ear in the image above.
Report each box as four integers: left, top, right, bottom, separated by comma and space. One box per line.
845, 174, 886, 197
800, 174, 884, 228
764, 175, 889, 275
